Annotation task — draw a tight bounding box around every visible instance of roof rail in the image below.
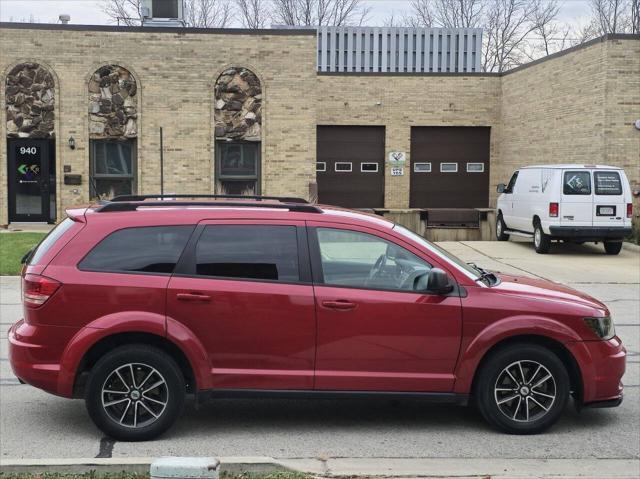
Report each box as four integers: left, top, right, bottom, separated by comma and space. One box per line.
110, 194, 311, 204
96, 199, 322, 214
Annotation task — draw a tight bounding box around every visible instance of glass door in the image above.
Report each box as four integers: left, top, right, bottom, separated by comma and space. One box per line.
7, 138, 55, 223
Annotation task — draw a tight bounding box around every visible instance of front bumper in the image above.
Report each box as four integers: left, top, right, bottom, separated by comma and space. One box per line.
549, 226, 632, 240
566, 336, 626, 406
8, 319, 78, 398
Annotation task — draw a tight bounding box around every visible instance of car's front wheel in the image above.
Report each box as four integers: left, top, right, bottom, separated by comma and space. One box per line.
496, 214, 510, 241
85, 344, 185, 441
475, 344, 569, 434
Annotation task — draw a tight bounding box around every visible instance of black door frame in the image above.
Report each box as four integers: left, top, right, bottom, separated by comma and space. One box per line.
7, 138, 56, 223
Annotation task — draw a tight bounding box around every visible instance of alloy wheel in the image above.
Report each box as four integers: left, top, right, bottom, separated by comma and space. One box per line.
101, 363, 169, 429
494, 360, 556, 423
534, 228, 541, 248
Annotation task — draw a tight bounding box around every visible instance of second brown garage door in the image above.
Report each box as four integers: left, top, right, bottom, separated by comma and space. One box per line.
317, 126, 385, 208
410, 127, 490, 208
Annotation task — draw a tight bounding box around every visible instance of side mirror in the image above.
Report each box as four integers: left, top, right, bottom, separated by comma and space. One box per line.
415, 268, 453, 295
20, 248, 34, 265
497, 183, 506, 193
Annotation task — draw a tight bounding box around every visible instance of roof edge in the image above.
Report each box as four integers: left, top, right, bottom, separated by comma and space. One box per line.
0, 22, 317, 36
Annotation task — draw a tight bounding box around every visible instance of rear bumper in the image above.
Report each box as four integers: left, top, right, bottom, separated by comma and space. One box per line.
8, 319, 78, 398
549, 226, 632, 240
566, 336, 626, 405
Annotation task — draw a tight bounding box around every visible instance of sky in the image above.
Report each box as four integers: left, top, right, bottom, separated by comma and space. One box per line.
0, 0, 592, 27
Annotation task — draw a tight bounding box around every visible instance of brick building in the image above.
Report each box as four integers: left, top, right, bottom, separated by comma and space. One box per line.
1, 22, 638, 229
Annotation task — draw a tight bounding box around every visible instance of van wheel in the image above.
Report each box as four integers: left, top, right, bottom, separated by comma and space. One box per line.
496, 215, 510, 241
475, 344, 569, 435
603, 241, 623, 255
533, 223, 551, 254
85, 344, 185, 441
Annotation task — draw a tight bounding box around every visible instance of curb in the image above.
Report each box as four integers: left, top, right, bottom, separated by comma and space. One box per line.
1, 457, 639, 478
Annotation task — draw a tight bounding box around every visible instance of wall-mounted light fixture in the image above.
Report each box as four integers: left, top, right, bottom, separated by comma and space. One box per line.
68, 137, 76, 150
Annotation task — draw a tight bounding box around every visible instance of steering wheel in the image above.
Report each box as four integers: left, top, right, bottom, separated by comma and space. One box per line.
366, 254, 387, 285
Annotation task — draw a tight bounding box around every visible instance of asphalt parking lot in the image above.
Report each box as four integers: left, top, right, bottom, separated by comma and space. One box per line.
1, 240, 638, 465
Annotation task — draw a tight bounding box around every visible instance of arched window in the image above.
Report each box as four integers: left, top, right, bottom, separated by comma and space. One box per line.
5, 62, 56, 223
88, 64, 138, 199
214, 67, 262, 195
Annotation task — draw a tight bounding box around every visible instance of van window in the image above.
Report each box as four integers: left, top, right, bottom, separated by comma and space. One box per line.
563, 171, 591, 195
29, 218, 75, 265
195, 225, 299, 282
506, 171, 519, 193
594, 171, 623, 195
79, 226, 194, 274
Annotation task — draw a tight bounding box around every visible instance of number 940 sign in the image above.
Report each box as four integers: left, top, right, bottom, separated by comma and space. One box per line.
19, 146, 38, 155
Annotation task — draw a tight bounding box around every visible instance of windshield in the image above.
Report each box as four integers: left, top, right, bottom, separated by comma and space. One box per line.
392, 224, 481, 280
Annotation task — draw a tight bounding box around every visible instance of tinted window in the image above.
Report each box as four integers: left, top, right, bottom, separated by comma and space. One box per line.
79, 226, 193, 274
29, 218, 75, 265
594, 172, 622, 195
506, 171, 518, 193
316, 228, 431, 291
195, 225, 299, 282
564, 171, 591, 195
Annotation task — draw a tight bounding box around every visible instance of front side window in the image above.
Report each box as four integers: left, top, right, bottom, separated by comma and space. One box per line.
316, 228, 432, 291
195, 225, 299, 282
90, 139, 136, 199
594, 171, 622, 195
217, 142, 260, 195
79, 226, 194, 274
506, 171, 519, 193
564, 171, 591, 195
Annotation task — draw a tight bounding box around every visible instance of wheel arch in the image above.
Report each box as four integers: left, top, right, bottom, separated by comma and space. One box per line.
468, 334, 583, 403
72, 332, 197, 397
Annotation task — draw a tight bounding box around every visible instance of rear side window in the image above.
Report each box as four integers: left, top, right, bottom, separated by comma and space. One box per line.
594, 172, 623, 195
563, 171, 591, 195
195, 225, 299, 282
79, 226, 194, 274
29, 218, 76, 265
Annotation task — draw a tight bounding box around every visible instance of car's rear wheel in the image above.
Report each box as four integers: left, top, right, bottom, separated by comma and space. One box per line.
603, 241, 623, 255
496, 214, 510, 241
533, 223, 551, 254
475, 344, 569, 434
85, 344, 185, 441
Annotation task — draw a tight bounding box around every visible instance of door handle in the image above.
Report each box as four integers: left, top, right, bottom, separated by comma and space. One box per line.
177, 292, 211, 302
322, 300, 357, 311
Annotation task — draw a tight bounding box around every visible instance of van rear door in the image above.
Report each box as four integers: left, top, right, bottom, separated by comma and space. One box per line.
560, 170, 593, 227
592, 170, 626, 228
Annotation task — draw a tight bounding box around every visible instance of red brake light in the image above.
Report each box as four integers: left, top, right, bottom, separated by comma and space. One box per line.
628, 203, 633, 218
549, 202, 559, 217
22, 274, 61, 307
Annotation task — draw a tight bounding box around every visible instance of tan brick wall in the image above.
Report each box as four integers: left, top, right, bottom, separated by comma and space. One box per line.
316, 75, 501, 208
0, 26, 317, 224
499, 37, 640, 206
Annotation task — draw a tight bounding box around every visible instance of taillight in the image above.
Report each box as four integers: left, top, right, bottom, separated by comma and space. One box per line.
22, 274, 61, 307
628, 203, 633, 218
549, 202, 559, 217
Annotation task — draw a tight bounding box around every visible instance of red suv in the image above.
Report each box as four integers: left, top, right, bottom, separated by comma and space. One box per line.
9, 195, 625, 441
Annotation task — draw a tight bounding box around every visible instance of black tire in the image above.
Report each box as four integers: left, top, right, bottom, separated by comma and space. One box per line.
603, 241, 623, 255
85, 344, 185, 441
533, 222, 551, 254
475, 344, 569, 435
496, 214, 510, 241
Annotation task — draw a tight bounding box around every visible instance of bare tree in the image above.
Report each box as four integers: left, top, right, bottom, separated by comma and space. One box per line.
589, 0, 628, 34
528, 0, 570, 57
410, 0, 484, 28
101, 0, 144, 26
236, 0, 270, 28
270, 0, 371, 26
632, 0, 640, 33
184, 0, 233, 27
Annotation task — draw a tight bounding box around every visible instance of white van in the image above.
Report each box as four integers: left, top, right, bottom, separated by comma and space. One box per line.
496, 165, 633, 254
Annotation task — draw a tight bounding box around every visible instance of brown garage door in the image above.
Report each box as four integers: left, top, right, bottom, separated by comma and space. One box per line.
410, 127, 490, 208
317, 126, 385, 208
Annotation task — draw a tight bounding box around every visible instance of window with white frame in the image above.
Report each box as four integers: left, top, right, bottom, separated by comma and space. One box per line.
316, 162, 326, 172
440, 162, 458, 173
467, 162, 485, 173
361, 162, 378, 173
413, 163, 431, 173
335, 162, 352, 172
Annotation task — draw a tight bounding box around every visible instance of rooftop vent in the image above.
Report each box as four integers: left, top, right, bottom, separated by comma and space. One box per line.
141, 0, 186, 28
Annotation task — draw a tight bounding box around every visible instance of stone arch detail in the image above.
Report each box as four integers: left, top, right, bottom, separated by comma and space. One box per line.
5, 62, 55, 138
89, 64, 138, 139
214, 67, 262, 141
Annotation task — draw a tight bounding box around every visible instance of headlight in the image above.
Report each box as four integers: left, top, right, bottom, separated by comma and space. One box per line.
583, 316, 615, 340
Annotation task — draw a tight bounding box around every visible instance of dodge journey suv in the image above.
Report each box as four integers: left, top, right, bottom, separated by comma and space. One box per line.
9, 195, 625, 441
